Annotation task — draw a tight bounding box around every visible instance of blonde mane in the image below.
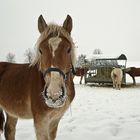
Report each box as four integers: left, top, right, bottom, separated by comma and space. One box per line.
31, 23, 76, 68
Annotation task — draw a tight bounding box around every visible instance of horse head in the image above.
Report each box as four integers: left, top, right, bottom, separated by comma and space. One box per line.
32, 15, 76, 108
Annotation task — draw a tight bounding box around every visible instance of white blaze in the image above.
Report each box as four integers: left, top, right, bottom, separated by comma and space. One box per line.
48, 37, 62, 57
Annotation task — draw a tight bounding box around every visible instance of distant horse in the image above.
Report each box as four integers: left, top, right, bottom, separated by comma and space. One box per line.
0, 15, 76, 140
111, 68, 123, 90
74, 67, 88, 84
124, 67, 140, 85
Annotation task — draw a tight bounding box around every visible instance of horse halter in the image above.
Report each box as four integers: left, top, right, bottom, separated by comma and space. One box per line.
43, 65, 76, 81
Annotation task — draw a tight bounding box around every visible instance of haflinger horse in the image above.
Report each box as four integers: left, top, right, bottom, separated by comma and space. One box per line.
124, 67, 140, 85
111, 68, 123, 90
0, 14, 76, 140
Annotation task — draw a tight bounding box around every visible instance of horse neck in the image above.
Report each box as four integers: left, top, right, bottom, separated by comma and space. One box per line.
30, 64, 45, 88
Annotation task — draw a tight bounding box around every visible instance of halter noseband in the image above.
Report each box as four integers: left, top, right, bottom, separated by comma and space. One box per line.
43, 66, 75, 80
43, 67, 65, 79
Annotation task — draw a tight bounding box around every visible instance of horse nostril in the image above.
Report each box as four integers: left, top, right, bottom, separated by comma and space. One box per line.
59, 87, 65, 99
44, 92, 49, 99
42, 86, 49, 99
61, 87, 65, 96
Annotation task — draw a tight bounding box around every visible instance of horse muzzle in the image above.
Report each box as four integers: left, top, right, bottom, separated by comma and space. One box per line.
42, 67, 70, 108
42, 86, 67, 108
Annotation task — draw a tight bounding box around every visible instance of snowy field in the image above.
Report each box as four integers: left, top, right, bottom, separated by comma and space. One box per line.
1, 61, 140, 140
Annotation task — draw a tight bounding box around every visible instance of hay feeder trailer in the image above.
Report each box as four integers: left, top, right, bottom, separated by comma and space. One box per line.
84, 54, 127, 85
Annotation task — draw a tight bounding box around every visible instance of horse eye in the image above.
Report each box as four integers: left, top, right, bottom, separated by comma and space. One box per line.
39, 48, 42, 54
67, 48, 71, 53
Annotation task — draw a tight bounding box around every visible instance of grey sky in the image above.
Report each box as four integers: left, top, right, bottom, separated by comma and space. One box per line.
0, 0, 140, 62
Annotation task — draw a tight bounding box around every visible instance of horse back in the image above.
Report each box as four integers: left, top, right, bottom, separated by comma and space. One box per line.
0, 62, 31, 87
111, 68, 123, 80
125, 67, 140, 76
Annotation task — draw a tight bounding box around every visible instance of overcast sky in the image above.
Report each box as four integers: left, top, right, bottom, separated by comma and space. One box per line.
0, 0, 140, 62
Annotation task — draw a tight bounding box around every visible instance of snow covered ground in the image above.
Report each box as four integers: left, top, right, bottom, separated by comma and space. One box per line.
57, 84, 140, 140
1, 61, 140, 140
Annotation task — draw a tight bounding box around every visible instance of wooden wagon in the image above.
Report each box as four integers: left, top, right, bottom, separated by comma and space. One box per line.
84, 54, 127, 85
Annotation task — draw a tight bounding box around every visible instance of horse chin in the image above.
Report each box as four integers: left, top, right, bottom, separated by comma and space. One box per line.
44, 96, 67, 108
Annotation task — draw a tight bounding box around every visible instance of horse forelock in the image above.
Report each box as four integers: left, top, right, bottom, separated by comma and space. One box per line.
31, 23, 76, 69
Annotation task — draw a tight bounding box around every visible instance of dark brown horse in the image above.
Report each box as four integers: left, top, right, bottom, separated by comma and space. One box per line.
74, 67, 88, 84
0, 15, 76, 140
124, 67, 140, 85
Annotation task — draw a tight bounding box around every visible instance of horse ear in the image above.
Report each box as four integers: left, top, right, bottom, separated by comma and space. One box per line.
38, 15, 47, 33
63, 15, 72, 34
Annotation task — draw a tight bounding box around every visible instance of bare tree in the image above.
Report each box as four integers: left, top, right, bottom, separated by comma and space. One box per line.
6, 52, 16, 63
76, 54, 86, 68
93, 48, 103, 55
24, 48, 34, 63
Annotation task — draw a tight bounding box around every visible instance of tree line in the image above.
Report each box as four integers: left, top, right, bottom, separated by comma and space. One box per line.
6, 48, 33, 63
6, 48, 102, 64
76, 48, 103, 67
